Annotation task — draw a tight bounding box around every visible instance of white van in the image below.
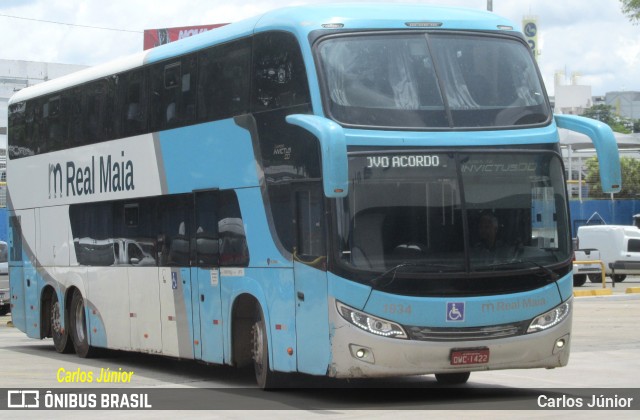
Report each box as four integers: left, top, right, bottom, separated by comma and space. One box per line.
576, 225, 640, 282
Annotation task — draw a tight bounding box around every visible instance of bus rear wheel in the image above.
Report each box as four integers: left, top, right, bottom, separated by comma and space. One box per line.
69, 289, 96, 358
51, 292, 73, 353
251, 307, 283, 389
435, 372, 470, 385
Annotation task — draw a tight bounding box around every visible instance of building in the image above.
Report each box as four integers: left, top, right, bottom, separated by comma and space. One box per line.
553, 71, 592, 115
606, 91, 640, 120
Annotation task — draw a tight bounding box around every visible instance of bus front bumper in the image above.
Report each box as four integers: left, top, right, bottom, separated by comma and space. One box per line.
327, 299, 572, 378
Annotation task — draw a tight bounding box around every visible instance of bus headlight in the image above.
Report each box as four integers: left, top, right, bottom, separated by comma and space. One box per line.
527, 300, 572, 333
336, 301, 408, 339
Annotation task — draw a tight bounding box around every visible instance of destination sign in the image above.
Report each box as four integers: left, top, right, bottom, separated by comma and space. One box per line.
365, 155, 441, 169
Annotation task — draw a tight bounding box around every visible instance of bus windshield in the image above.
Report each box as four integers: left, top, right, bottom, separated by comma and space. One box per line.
336, 151, 570, 277
317, 32, 550, 129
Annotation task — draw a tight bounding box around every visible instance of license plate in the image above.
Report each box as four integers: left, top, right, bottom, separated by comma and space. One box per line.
450, 348, 490, 365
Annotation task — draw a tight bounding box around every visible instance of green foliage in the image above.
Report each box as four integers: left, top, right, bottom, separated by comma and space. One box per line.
585, 156, 640, 198
620, 0, 640, 23
581, 104, 632, 134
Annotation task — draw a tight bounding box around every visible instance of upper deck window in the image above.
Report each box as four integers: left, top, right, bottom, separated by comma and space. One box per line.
317, 32, 550, 129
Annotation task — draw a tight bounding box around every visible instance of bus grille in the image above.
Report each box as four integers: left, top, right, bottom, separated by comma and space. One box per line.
406, 321, 530, 341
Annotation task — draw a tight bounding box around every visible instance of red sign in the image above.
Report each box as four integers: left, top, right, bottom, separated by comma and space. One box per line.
143, 24, 228, 50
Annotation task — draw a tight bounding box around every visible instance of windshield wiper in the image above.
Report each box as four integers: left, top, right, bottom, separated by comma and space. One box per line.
370, 262, 460, 288
481, 259, 559, 283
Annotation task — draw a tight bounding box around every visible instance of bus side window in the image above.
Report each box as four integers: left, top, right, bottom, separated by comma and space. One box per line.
294, 184, 325, 265
160, 196, 192, 267
252, 31, 310, 111
194, 191, 219, 267
82, 79, 115, 145
120, 69, 148, 137
8, 216, 23, 265
67, 87, 83, 146
7, 102, 27, 159
43, 95, 64, 152
150, 54, 197, 131
218, 191, 249, 267
198, 38, 251, 122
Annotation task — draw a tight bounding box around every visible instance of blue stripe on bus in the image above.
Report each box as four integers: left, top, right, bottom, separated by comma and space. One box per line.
156, 119, 260, 194
362, 277, 565, 327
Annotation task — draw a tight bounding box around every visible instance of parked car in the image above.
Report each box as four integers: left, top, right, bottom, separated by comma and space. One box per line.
572, 237, 602, 286
577, 225, 640, 282
0, 241, 9, 315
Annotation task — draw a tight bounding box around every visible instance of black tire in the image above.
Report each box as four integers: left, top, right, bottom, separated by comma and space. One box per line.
435, 372, 470, 385
612, 274, 627, 283
69, 289, 95, 358
51, 292, 73, 353
251, 307, 283, 389
0, 305, 9, 316
573, 274, 587, 287
588, 273, 603, 283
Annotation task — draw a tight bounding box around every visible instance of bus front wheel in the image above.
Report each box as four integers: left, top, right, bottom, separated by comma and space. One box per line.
435, 372, 470, 385
69, 289, 96, 358
51, 292, 73, 353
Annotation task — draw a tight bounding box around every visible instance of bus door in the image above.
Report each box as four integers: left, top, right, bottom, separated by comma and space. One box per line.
192, 190, 224, 364
292, 185, 331, 375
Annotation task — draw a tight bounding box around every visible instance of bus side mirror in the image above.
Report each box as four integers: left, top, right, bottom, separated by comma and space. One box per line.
286, 114, 348, 198
555, 114, 622, 193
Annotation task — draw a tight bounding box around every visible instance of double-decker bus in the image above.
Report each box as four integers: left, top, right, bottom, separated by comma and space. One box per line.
7, 4, 621, 388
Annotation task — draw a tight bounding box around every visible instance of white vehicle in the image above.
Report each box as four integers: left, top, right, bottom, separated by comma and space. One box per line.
576, 225, 640, 282
572, 238, 601, 287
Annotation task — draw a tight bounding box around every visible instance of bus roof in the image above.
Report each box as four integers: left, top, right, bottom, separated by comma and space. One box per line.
9, 3, 517, 105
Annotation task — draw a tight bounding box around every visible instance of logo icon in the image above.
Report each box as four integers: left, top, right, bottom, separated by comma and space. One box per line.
446, 302, 465, 322
7, 390, 40, 408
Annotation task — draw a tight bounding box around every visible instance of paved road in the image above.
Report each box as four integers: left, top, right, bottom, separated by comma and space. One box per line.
1, 288, 639, 418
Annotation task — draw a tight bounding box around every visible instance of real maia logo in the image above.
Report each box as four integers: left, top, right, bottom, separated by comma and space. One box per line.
49, 151, 134, 199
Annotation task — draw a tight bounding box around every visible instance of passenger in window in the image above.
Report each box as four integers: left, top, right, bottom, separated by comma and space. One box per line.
474, 212, 507, 255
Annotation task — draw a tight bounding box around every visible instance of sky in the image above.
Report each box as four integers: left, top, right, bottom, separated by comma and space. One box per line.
0, 0, 638, 96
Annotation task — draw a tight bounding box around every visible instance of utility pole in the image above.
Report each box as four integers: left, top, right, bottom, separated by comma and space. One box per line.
487, 0, 493, 11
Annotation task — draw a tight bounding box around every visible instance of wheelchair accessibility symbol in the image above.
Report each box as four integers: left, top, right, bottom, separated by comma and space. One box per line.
446, 302, 465, 322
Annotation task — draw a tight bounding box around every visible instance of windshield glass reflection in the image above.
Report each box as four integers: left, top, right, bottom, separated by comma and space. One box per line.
336, 151, 569, 277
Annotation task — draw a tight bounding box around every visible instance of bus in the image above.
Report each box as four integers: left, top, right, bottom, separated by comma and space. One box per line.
7, 4, 621, 388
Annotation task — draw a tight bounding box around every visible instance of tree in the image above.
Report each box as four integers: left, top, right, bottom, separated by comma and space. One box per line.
585, 156, 640, 198
581, 104, 631, 134
620, 0, 640, 24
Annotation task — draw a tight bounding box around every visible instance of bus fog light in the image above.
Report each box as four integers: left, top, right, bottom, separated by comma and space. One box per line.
349, 344, 375, 364
553, 334, 570, 354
